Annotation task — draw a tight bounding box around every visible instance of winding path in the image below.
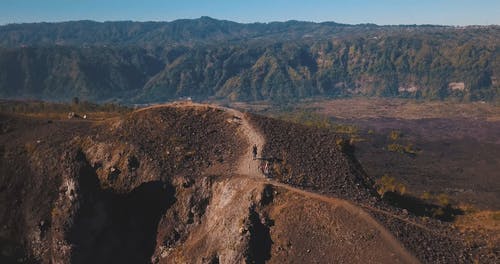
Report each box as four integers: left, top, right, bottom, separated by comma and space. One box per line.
224, 104, 420, 264
224, 108, 266, 178
138, 102, 420, 264
139, 101, 266, 178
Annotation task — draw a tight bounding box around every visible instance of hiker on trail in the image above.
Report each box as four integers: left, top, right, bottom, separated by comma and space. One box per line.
252, 144, 258, 160
264, 161, 269, 177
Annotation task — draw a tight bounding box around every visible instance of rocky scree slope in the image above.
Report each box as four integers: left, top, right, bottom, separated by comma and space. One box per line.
247, 114, 499, 263
0, 104, 495, 263
0, 105, 246, 263
0, 104, 414, 263
247, 114, 375, 202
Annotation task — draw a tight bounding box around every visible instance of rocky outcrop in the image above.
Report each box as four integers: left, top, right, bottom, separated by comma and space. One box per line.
0, 104, 497, 263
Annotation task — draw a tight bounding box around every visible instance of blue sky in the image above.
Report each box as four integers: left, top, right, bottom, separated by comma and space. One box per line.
0, 0, 498, 25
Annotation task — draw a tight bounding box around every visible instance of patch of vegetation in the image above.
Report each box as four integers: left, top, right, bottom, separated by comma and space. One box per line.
273, 110, 334, 129
333, 124, 359, 134
387, 192, 463, 221
271, 110, 366, 155
417, 192, 455, 218
375, 175, 407, 198
389, 130, 402, 141
385, 130, 420, 155
387, 143, 419, 155
375, 175, 463, 221
421, 191, 446, 204
0, 99, 131, 119
454, 209, 500, 239
420, 191, 452, 208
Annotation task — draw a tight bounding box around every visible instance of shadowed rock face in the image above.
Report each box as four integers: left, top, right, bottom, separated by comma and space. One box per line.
68, 176, 175, 264
246, 206, 272, 264
0, 106, 246, 262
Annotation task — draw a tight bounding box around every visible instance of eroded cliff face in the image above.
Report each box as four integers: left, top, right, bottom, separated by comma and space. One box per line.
0, 104, 365, 263
2, 103, 494, 263
47, 150, 269, 264
0, 105, 250, 263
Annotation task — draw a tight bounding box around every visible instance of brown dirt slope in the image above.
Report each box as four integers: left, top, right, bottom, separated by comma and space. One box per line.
0, 102, 495, 263
247, 114, 376, 202
248, 113, 500, 263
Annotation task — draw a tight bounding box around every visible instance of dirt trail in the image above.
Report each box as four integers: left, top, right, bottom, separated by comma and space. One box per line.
137, 101, 265, 178
220, 104, 420, 264
260, 180, 420, 263
137, 102, 420, 263
224, 109, 265, 178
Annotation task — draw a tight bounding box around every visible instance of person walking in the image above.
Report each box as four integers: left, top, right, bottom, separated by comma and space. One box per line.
252, 144, 258, 160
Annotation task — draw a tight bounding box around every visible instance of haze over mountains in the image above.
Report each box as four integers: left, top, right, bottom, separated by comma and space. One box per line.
0, 17, 498, 103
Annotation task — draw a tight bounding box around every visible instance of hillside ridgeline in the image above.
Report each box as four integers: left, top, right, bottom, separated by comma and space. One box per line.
0, 17, 498, 103
1, 103, 497, 263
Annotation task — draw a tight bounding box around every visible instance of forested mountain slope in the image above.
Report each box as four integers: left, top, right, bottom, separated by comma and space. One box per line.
0, 17, 498, 102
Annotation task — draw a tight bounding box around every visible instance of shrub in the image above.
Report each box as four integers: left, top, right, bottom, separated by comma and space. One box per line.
335, 138, 346, 151
387, 143, 418, 155
403, 143, 418, 154
275, 110, 334, 129
421, 191, 432, 200
389, 130, 401, 141
436, 193, 450, 207
419, 191, 450, 206
375, 175, 407, 197
334, 124, 358, 134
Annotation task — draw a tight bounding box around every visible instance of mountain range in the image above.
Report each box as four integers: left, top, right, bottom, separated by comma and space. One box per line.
0, 17, 498, 103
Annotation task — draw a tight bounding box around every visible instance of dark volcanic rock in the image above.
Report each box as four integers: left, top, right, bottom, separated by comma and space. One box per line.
248, 113, 376, 203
